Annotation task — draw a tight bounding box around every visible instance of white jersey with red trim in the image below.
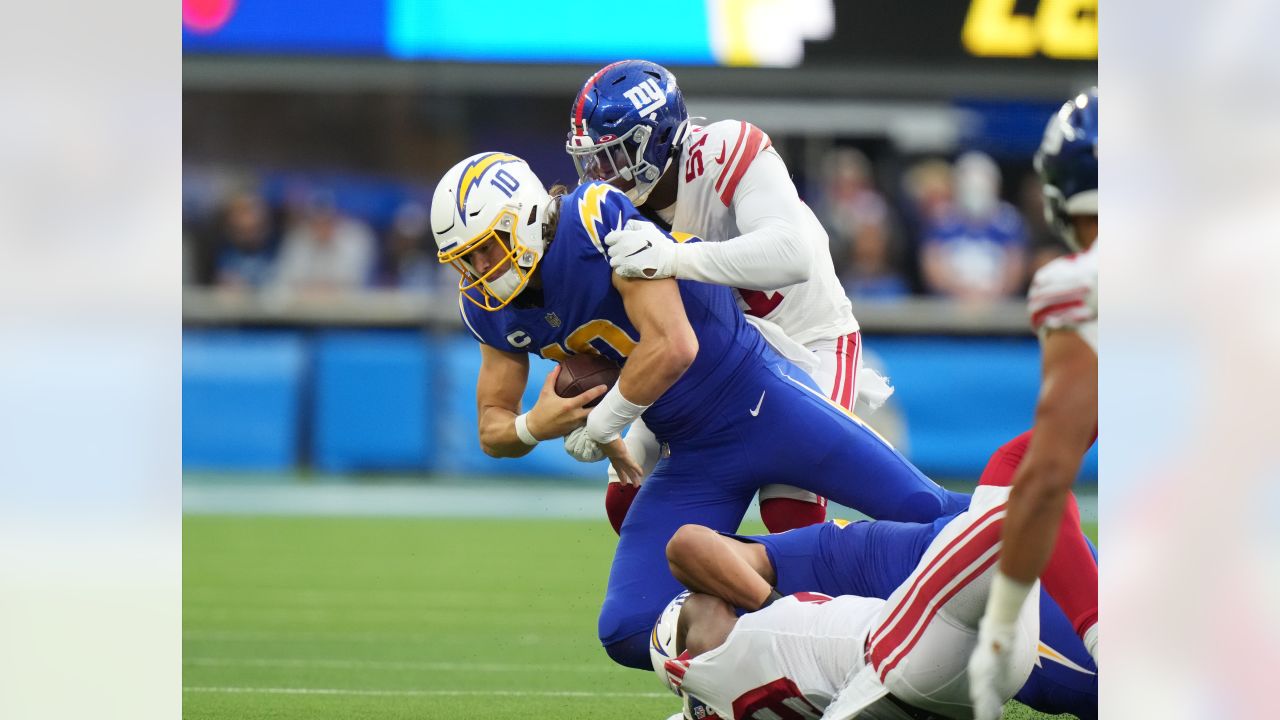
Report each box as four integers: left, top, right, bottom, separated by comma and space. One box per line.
662, 120, 859, 347
1027, 241, 1098, 352
673, 593, 897, 720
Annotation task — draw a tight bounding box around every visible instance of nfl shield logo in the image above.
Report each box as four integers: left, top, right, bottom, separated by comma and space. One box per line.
545, 312, 562, 328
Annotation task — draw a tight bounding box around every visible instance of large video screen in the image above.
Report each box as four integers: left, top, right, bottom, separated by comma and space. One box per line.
183, 0, 1096, 68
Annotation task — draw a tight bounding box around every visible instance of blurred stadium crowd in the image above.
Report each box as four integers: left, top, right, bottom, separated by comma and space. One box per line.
182, 146, 1070, 304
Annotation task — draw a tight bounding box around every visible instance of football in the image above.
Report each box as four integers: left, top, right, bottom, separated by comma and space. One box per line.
555, 353, 621, 406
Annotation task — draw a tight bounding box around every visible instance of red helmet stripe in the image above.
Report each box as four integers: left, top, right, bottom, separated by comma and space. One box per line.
573, 61, 627, 135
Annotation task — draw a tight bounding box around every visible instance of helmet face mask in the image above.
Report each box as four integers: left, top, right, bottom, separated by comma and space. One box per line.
650, 590, 691, 696
440, 210, 532, 310
431, 152, 550, 311
569, 124, 654, 196
567, 60, 690, 206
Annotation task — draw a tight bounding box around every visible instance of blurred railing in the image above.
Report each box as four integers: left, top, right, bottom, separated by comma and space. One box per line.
182, 288, 1032, 336
181, 287, 1093, 479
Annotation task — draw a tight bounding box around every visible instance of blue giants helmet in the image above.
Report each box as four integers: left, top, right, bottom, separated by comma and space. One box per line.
1035, 88, 1098, 251
566, 60, 690, 206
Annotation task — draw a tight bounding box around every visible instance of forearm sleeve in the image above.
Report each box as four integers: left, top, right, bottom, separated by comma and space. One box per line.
675, 150, 813, 290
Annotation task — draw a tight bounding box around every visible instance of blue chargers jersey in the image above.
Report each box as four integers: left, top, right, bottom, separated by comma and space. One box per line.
459, 181, 777, 440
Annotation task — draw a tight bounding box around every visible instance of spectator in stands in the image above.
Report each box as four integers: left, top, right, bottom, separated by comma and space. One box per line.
847, 218, 910, 300
899, 157, 955, 293
903, 158, 954, 229
213, 189, 278, 291
375, 201, 438, 291
818, 148, 908, 300
919, 152, 1028, 302
270, 188, 375, 294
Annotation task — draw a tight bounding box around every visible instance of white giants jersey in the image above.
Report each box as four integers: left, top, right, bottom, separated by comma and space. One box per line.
663, 120, 858, 347
674, 593, 890, 720
1028, 241, 1098, 352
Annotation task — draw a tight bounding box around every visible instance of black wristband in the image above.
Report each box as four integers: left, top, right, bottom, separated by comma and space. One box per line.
759, 588, 784, 609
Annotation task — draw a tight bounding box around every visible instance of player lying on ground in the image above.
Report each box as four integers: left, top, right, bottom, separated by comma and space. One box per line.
566, 60, 890, 534
661, 432, 1098, 720
652, 482, 1040, 720
969, 89, 1099, 720
430, 152, 968, 669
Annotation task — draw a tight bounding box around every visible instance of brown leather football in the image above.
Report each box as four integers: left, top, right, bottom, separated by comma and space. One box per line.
555, 353, 621, 407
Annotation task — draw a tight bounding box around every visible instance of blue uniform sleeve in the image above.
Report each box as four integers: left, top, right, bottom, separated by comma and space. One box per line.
570, 182, 667, 258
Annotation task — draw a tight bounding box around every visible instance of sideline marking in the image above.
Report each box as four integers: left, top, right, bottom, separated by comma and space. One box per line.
183, 686, 668, 699
185, 657, 610, 673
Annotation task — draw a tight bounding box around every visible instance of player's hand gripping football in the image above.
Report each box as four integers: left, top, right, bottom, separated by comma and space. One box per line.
605, 219, 679, 279
527, 366, 609, 440
968, 616, 1018, 720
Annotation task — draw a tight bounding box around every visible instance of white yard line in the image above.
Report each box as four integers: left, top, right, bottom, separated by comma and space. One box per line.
185, 657, 610, 673
185, 629, 549, 644
183, 686, 668, 699
182, 479, 1096, 522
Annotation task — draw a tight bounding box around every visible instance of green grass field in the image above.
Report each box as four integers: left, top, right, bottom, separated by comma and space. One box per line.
184, 515, 1095, 719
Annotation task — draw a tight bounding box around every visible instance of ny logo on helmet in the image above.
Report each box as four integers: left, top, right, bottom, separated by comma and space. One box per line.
623, 79, 666, 120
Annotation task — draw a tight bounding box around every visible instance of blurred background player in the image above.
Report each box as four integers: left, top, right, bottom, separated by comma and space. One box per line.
566, 60, 890, 535
651, 481, 1040, 720
430, 152, 966, 669
969, 89, 1099, 720
663, 431, 1098, 719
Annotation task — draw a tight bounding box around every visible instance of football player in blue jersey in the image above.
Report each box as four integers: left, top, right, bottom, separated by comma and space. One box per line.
430, 151, 969, 669
662, 433, 1098, 720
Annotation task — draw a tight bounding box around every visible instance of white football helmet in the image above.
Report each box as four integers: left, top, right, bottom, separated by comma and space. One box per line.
431, 152, 552, 311
650, 590, 691, 695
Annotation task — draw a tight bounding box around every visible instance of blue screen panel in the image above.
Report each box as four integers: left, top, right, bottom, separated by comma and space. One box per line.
311, 331, 436, 473
183, 0, 386, 54
387, 0, 714, 64
183, 331, 308, 471
868, 336, 1098, 482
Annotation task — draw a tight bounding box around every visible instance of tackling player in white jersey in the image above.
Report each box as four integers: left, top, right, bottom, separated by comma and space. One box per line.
969, 89, 1099, 720
566, 60, 889, 535
651, 483, 1039, 720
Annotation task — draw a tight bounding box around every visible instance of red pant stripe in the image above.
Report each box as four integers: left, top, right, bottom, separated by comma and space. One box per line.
830, 335, 846, 403
841, 332, 860, 409
876, 548, 1002, 681
868, 503, 1006, 648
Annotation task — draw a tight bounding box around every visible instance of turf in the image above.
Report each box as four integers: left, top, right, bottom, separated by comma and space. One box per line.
184, 516, 1096, 719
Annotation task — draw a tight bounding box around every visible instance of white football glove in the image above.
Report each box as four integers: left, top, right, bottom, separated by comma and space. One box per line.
968, 616, 1019, 720
605, 218, 680, 279
563, 425, 605, 463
